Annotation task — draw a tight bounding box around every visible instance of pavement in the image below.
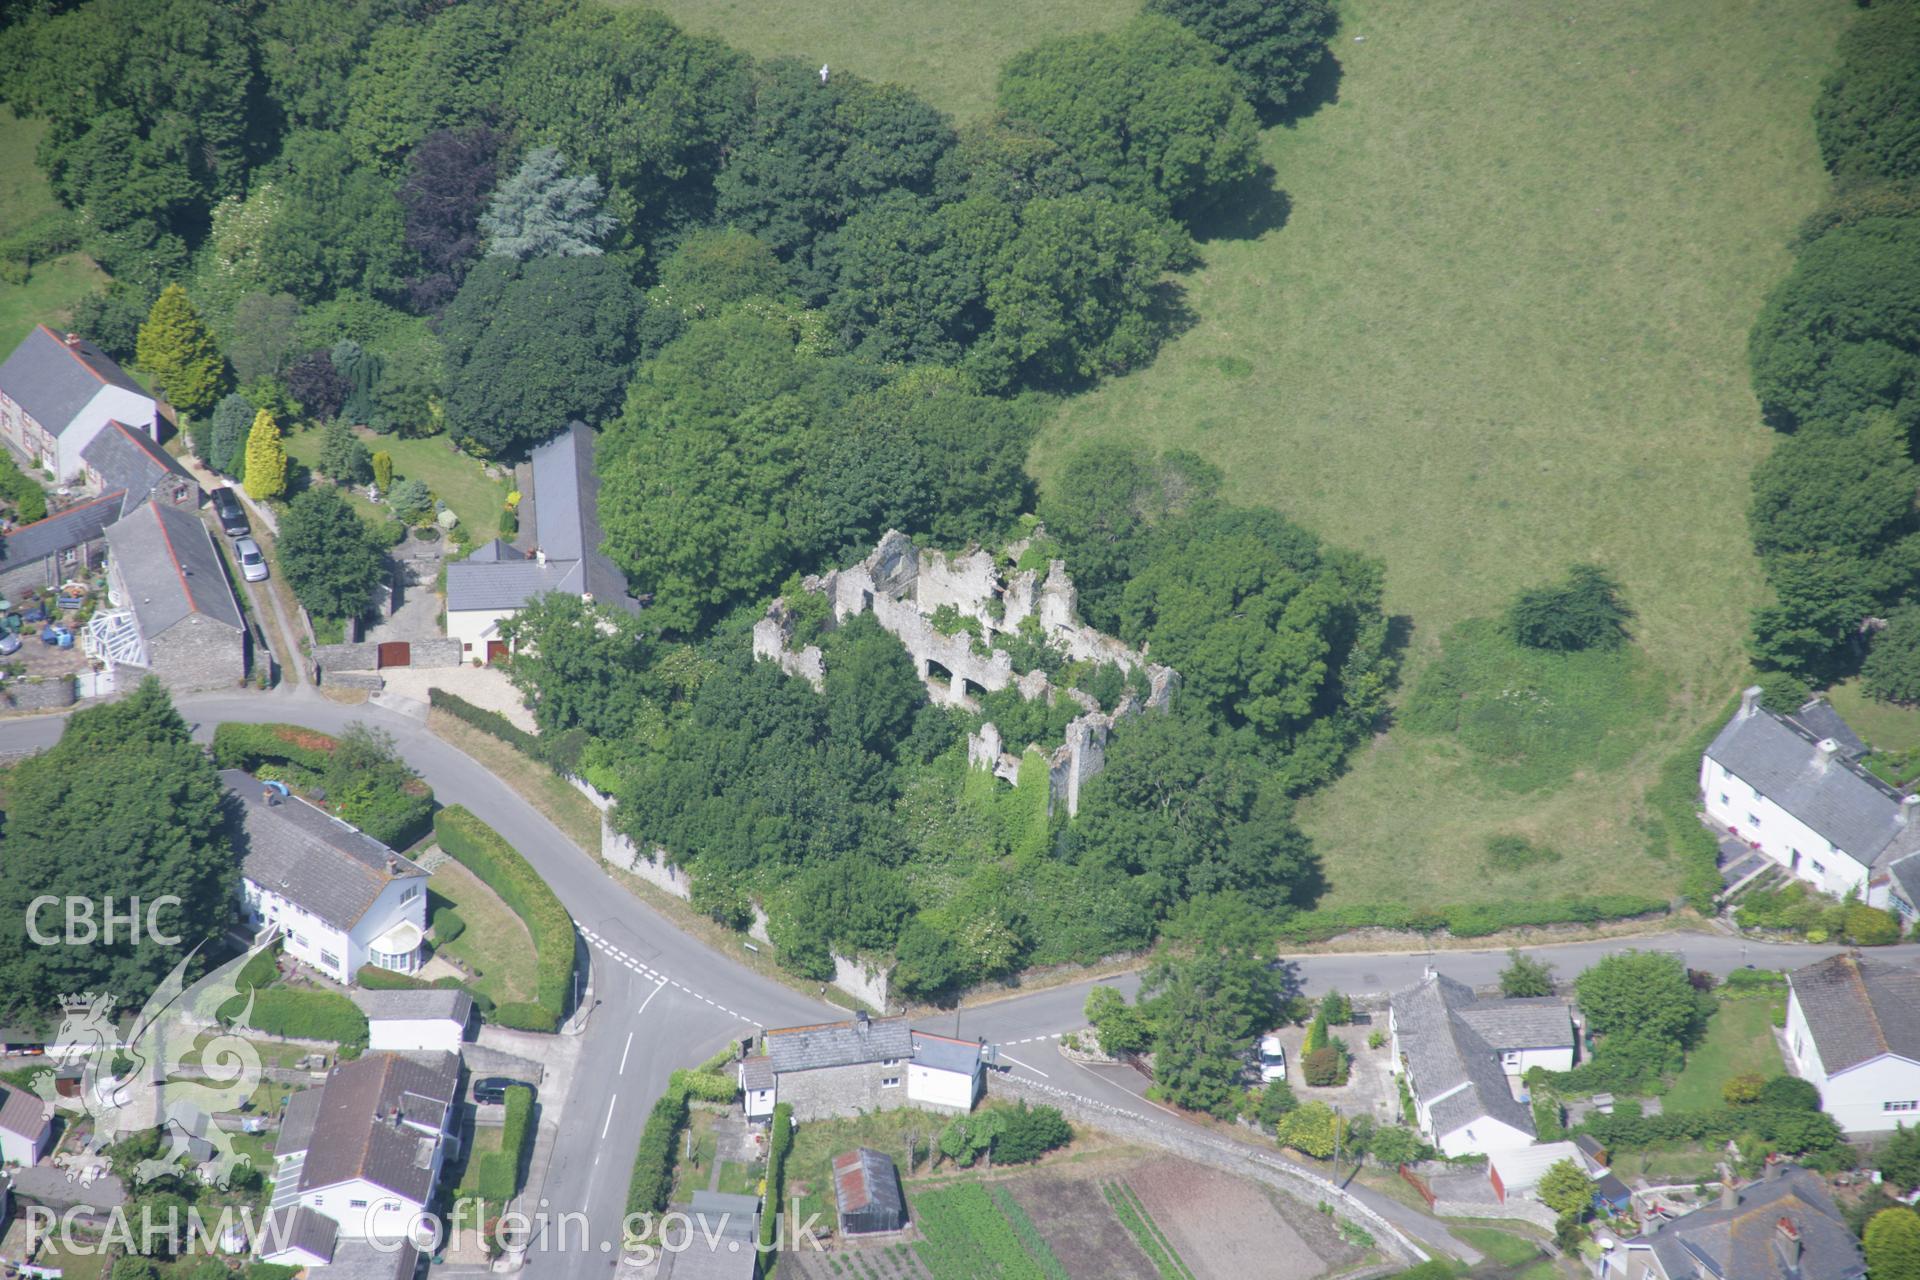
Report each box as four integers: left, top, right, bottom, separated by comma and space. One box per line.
11, 686, 1914, 1274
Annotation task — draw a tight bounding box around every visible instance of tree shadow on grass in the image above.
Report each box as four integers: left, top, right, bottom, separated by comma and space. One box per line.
1187, 166, 1291, 244
1264, 49, 1344, 130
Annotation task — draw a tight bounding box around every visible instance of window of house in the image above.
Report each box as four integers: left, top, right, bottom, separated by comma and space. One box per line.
881, 1076, 901, 1088
401, 886, 419, 903
292, 933, 308, 946
1746, 813, 1761, 827
1811, 861, 1826, 874
880, 1058, 900, 1067
1718, 793, 1728, 805
350, 1199, 369, 1209
1887, 1101, 1920, 1113
320, 950, 340, 969
386, 1201, 402, 1212
463, 642, 473, 651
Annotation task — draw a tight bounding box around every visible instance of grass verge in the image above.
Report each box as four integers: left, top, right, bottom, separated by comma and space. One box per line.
429, 857, 538, 1008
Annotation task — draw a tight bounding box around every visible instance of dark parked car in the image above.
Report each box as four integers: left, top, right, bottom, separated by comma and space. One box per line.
472, 1077, 535, 1105
209, 486, 249, 537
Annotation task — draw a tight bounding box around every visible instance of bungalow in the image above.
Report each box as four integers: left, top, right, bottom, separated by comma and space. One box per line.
351, 989, 475, 1055
740, 1014, 987, 1123
444, 421, 637, 663
99, 500, 246, 692
1702, 687, 1920, 902
1603, 1165, 1864, 1280
225, 769, 430, 985
1784, 951, 1920, 1134
0, 1080, 52, 1167
1388, 969, 1576, 1158
263, 1050, 457, 1271
0, 325, 158, 481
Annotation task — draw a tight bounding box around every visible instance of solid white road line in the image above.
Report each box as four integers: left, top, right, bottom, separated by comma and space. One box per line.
601, 1094, 618, 1140
619, 1031, 634, 1075
998, 1052, 1049, 1079
635, 978, 667, 1020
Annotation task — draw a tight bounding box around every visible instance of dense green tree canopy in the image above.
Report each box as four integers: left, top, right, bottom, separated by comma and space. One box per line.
0, 681, 236, 1012
256, 130, 410, 304
814, 190, 1007, 365
1867, 1208, 1920, 1280
1504, 563, 1634, 652
1145, 0, 1337, 117
341, 3, 517, 174
277, 485, 384, 621
1864, 607, 1920, 705
440, 254, 646, 457
1749, 412, 1918, 569
1139, 939, 1283, 1118
1813, 0, 1920, 186
498, 594, 658, 740
1573, 951, 1707, 1045
478, 146, 617, 261
998, 15, 1260, 220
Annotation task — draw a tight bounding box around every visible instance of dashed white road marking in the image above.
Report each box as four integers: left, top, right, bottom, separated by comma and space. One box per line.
601, 1094, 618, 1140
578, 927, 764, 1028
1003, 1033, 1064, 1046
618, 1031, 634, 1075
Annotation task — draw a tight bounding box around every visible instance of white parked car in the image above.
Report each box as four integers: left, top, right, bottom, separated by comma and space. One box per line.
235, 537, 269, 582
1259, 1032, 1287, 1083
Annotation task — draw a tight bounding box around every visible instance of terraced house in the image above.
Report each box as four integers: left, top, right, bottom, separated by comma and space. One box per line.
0, 324, 158, 480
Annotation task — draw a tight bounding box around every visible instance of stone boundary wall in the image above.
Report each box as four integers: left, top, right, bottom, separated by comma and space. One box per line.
1432, 1196, 1556, 1229
3, 675, 76, 711
313, 638, 462, 672
987, 1071, 1426, 1266
325, 671, 384, 692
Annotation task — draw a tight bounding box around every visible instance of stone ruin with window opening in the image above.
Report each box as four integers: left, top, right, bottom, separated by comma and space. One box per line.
752, 528, 1178, 816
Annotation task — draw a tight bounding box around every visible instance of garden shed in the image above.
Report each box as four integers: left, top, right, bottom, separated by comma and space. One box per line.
833, 1147, 907, 1236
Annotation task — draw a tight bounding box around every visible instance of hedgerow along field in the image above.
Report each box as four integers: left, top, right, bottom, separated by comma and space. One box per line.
1023, 0, 1851, 909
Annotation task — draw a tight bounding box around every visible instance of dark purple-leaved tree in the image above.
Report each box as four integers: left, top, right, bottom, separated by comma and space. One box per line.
398, 126, 503, 314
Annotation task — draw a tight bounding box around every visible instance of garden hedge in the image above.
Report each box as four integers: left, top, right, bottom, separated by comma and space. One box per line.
1274, 894, 1666, 942
246, 988, 368, 1051
0, 447, 49, 523
212, 722, 434, 848
760, 1102, 793, 1250
626, 1085, 691, 1217
356, 963, 495, 1015
433, 806, 573, 1031
477, 1084, 534, 1203
428, 689, 588, 774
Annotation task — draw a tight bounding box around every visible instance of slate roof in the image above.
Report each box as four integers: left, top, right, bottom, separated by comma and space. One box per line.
1456, 998, 1577, 1052
765, 1016, 914, 1073
0, 1082, 48, 1140
1, 490, 121, 570
105, 499, 244, 635
1789, 952, 1920, 1074
0, 325, 149, 435
350, 988, 474, 1025
223, 769, 428, 933
1634, 1167, 1865, 1280
1790, 698, 1867, 760
277, 1087, 324, 1160
81, 419, 195, 513
262, 1205, 337, 1262
1707, 697, 1920, 871
1391, 972, 1559, 1142
310, 1239, 420, 1280
445, 422, 636, 614
834, 1148, 906, 1229
297, 1051, 459, 1203
910, 1031, 985, 1076
659, 1191, 759, 1280
740, 1056, 774, 1090
1888, 854, 1920, 910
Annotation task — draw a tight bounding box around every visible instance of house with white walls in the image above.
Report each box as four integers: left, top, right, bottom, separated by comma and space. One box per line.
1703, 687, 1920, 902
1388, 969, 1576, 1157
351, 989, 475, 1055
225, 770, 429, 985
443, 421, 637, 663
740, 1014, 988, 1122
1784, 951, 1920, 1134
0, 1081, 53, 1167
261, 1050, 457, 1275
0, 325, 158, 481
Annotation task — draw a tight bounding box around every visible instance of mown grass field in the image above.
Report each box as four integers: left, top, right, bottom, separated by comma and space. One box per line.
0, 107, 105, 344
1664, 994, 1787, 1113
1021, 0, 1848, 908
632, 0, 1132, 119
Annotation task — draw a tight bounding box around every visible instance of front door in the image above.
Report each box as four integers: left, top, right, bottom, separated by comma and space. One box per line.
487, 640, 509, 664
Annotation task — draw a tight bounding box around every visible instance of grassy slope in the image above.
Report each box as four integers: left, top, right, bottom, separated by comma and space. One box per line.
0, 107, 106, 345
627, 0, 1133, 119
1028, 0, 1847, 907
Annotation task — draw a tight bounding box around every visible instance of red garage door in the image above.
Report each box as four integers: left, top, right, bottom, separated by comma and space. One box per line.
377, 641, 410, 668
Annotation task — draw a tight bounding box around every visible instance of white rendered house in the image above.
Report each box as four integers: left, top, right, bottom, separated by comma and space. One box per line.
0, 325, 158, 481
1785, 952, 1920, 1134
1389, 969, 1576, 1158
352, 989, 475, 1055
1702, 688, 1920, 901
226, 770, 429, 985
740, 1015, 987, 1122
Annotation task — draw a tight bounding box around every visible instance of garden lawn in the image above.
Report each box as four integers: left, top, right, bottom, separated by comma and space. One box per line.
456, 1125, 506, 1196
628, 0, 1133, 120
0, 107, 106, 344
429, 858, 538, 1008
1665, 996, 1788, 1112
1828, 678, 1920, 753
1029, 0, 1848, 909
283, 425, 510, 542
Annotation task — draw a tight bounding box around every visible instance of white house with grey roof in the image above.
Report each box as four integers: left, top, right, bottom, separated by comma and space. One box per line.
351, 988, 474, 1055
1784, 951, 1920, 1134
262, 1050, 457, 1273
742, 1013, 987, 1122
0, 325, 157, 481
97, 500, 246, 691
225, 770, 430, 985
1388, 969, 1576, 1157
1603, 1165, 1864, 1280
444, 421, 637, 663
1703, 687, 1920, 903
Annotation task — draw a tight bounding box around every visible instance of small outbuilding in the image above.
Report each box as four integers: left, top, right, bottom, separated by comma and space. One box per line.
833, 1148, 906, 1236
351, 987, 475, 1054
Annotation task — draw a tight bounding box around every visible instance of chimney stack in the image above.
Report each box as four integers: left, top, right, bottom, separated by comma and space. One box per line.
1776, 1216, 1801, 1265
1901, 794, 1920, 826
1740, 685, 1763, 719
64, 332, 79, 347
1720, 1180, 1738, 1211
1815, 738, 1840, 769
535, 548, 546, 567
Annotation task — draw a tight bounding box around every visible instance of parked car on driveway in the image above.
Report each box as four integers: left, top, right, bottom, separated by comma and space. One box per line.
210, 486, 249, 537
235, 537, 268, 581
473, 1077, 535, 1105
1258, 1032, 1287, 1083
0, 629, 19, 656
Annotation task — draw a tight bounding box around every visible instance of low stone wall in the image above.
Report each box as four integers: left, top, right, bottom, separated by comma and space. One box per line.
314, 638, 464, 672
1433, 1196, 1556, 1230
987, 1072, 1425, 1266
4, 675, 76, 711
602, 818, 697, 899
324, 670, 384, 692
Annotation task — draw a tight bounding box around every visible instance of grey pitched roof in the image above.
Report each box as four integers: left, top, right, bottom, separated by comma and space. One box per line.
298, 1051, 459, 1203
223, 769, 428, 932
1636, 1167, 1865, 1280
1789, 952, 1920, 1073
262, 1205, 337, 1262
105, 499, 244, 635
464, 537, 524, 564
765, 1016, 913, 1073
660, 1192, 759, 1279
1, 490, 122, 569
0, 325, 148, 435
1707, 699, 1920, 871
1456, 998, 1576, 1051
1790, 698, 1867, 760
1391, 972, 1543, 1142
445, 422, 636, 614
81, 419, 195, 510
350, 988, 474, 1026
910, 1031, 984, 1075
277, 1086, 324, 1159
740, 1056, 774, 1090
0, 1082, 48, 1140
310, 1239, 420, 1280
1888, 853, 1920, 909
